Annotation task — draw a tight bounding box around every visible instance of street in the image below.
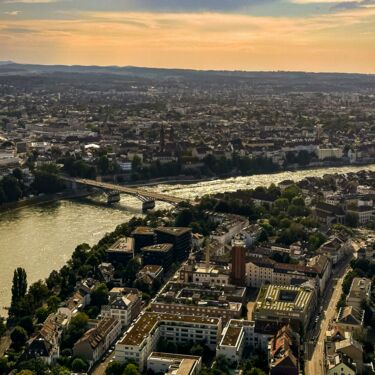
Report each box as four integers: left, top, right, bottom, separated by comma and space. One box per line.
304, 258, 351, 375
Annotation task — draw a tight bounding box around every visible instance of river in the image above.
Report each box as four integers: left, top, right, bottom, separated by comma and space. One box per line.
1, 164, 375, 316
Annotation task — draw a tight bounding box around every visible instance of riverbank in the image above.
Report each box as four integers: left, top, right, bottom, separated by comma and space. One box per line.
0, 189, 92, 213
128, 161, 375, 188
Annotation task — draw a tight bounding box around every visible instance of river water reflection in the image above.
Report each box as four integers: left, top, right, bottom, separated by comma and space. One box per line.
1, 164, 375, 315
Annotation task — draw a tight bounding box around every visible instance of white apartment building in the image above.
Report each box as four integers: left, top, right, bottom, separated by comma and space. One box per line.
115, 312, 222, 370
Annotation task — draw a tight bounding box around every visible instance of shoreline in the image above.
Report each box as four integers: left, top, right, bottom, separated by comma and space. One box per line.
1, 161, 374, 213
0, 190, 92, 214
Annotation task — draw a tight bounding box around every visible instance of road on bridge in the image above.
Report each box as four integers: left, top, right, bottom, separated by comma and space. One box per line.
62, 177, 189, 205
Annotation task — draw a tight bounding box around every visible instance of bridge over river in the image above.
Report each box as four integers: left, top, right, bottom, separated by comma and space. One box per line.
61, 177, 189, 206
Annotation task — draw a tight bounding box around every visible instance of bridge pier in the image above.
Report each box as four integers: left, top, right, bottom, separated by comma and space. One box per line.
142, 200, 156, 212
107, 191, 121, 204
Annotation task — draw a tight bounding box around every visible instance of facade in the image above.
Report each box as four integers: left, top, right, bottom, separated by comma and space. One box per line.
231, 245, 246, 286
155, 227, 192, 262
132, 227, 155, 253
245, 256, 325, 292
115, 312, 222, 370
141, 243, 174, 272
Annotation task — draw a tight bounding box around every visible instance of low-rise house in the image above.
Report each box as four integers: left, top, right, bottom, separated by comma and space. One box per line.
334, 306, 365, 339
73, 317, 121, 366
25, 309, 71, 364
346, 278, 372, 309
268, 325, 299, 375
101, 287, 142, 327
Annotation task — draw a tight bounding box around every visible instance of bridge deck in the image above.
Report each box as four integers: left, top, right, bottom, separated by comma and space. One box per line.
63, 177, 187, 204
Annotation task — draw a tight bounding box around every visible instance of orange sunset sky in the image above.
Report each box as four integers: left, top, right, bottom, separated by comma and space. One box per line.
0, 0, 374, 73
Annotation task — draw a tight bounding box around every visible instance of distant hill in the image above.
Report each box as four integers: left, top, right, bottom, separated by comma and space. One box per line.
0, 62, 374, 93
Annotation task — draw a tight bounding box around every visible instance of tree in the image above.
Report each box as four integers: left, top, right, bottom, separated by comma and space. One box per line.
106, 361, 125, 375
10, 268, 28, 316
28, 280, 49, 308
47, 295, 61, 312
11, 326, 28, 350
35, 307, 49, 323
0, 357, 9, 375
71, 358, 88, 372
123, 364, 140, 375
91, 283, 109, 308
32, 170, 63, 194
1, 175, 22, 202
0, 317, 6, 337
19, 316, 34, 335
123, 258, 141, 286
345, 212, 359, 228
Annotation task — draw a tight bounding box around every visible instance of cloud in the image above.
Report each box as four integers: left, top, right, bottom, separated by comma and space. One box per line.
3, 0, 58, 3
1, 26, 35, 32
4, 10, 20, 15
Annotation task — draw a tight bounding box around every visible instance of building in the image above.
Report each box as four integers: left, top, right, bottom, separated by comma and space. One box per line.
334, 306, 365, 339
101, 288, 142, 327
268, 325, 299, 375
252, 284, 316, 332
316, 147, 344, 160
155, 227, 192, 262
147, 352, 202, 375
216, 319, 273, 364
115, 312, 222, 370
132, 227, 155, 253
245, 256, 326, 292
25, 309, 71, 364
231, 245, 246, 286
150, 281, 244, 323
73, 317, 121, 365
327, 355, 357, 375
216, 322, 245, 365
142, 243, 174, 272
137, 265, 163, 281
179, 262, 230, 286
346, 278, 372, 309
106, 237, 134, 264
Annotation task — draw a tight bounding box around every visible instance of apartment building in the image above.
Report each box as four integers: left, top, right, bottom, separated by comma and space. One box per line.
115, 312, 222, 370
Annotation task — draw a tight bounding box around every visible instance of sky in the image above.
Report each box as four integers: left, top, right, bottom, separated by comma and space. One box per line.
0, 0, 374, 73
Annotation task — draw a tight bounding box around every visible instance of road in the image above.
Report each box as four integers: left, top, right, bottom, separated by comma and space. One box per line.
62, 177, 188, 205
91, 351, 115, 375
305, 258, 351, 375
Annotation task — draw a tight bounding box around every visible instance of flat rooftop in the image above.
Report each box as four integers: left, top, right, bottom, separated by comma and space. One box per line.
141, 243, 173, 252
132, 226, 155, 236
220, 325, 242, 347
156, 227, 192, 236
107, 237, 134, 253
255, 284, 314, 313
119, 312, 220, 347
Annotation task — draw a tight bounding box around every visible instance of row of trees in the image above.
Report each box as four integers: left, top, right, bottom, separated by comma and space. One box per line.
0, 164, 64, 205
